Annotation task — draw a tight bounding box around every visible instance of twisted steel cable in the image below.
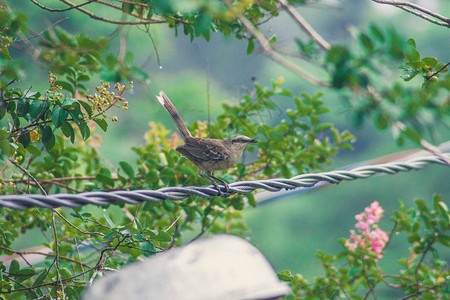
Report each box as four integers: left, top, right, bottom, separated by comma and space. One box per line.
1, 154, 448, 210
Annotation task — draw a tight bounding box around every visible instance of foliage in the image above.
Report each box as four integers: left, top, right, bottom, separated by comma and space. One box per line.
279, 196, 449, 299
0, 0, 448, 299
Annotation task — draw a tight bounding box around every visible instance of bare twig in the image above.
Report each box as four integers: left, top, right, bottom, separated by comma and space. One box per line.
372, 0, 450, 27
57, 0, 165, 25
277, 0, 330, 51
395, 121, 450, 167
14, 17, 69, 43
425, 62, 450, 81
397, 283, 448, 300
29, 0, 97, 12
224, 1, 327, 86
51, 210, 65, 298
366, 87, 450, 167
8, 158, 47, 195
114, 0, 152, 8
0, 245, 90, 268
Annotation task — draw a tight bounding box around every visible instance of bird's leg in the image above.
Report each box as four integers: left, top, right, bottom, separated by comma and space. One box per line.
207, 171, 230, 195
199, 171, 222, 196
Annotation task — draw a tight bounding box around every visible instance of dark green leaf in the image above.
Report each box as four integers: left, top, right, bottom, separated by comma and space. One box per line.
42, 124, 55, 150
0, 100, 6, 120
29, 99, 45, 119
33, 269, 48, 286
52, 106, 68, 127
437, 234, 450, 247
62, 98, 77, 108
96, 167, 114, 186
122, 3, 135, 13
359, 33, 373, 52
26, 144, 42, 156
56, 80, 75, 96
78, 100, 92, 117
119, 161, 135, 178
9, 258, 20, 274
78, 122, 91, 140
402, 127, 421, 143
94, 117, 108, 132
16, 98, 30, 117
61, 121, 75, 143
247, 39, 255, 55
15, 269, 35, 283
17, 130, 30, 148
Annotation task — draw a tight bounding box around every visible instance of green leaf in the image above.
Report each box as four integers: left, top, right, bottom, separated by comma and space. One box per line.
78, 100, 92, 117
16, 98, 30, 117
29, 99, 45, 119
278, 270, 293, 282
402, 127, 421, 143
26, 144, 42, 156
60, 267, 72, 279
246, 192, 256, 207
406, 37, 416, 48
62, 98, 77, 108
0, 134, 14, 156
17, 130, 30, 148
149, 230, 172, 242
61, 121, 75, 143
9, 259, 20, 274
77, 74, 91, 82
422, 57, 438, 68
33, 269, 48, 286
0, 100, 6, 120
42, 125, 55, 150
315, 122, 333, 132
96, 167, 114, 187
433, 197, 449, 222
119, 161, 135, 179
78, 122, 91, 140
405, 46, 420, 62
94, 117, 108, 132
122, 3, 135, 14
415, 199, 428, 213
52, 106, 68, 128
56, 80, 75, 96
437, 234, 450, 247
359, 33, 373, 52
247, 39, 255, 55
408, 232, 421, 243
15, 269, 35, 283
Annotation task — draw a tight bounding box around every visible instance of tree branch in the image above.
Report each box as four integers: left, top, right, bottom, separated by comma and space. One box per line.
56, 0, 166, 25
277, 0, 330, 51
8, 158, 47, 195
372, 0, 450, 27
29, 0, 98, 12
224, 1, 327, 86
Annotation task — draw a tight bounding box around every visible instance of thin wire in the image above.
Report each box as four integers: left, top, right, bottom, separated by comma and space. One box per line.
0, 154, 448, 210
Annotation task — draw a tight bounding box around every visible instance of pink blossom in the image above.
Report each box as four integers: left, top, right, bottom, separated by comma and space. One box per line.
345, 201, 388, 261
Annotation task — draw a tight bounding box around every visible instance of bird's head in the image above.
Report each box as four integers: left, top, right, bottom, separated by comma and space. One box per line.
227, 135, 257, 151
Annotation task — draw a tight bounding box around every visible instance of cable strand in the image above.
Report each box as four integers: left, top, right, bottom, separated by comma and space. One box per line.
1, 154, 448, 210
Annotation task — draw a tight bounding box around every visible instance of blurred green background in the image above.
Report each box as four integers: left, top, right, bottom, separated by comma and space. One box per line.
8, 0, 450, 291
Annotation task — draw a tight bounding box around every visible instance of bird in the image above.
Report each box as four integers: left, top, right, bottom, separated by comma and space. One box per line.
156, 91, 257, 195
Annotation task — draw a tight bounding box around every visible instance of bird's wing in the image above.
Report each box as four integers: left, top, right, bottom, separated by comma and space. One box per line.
177, 139, 230, 161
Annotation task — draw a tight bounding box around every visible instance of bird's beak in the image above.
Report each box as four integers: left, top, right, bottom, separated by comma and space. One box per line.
250, 139, 258, 143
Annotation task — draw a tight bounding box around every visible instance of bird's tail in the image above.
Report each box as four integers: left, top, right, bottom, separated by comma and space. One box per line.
156, 91, 192, 139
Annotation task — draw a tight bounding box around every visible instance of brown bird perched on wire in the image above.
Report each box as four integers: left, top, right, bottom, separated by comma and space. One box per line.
156, 91, 257, 195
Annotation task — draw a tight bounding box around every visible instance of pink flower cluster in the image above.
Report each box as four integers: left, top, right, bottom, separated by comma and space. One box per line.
345, 201, 389, 261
